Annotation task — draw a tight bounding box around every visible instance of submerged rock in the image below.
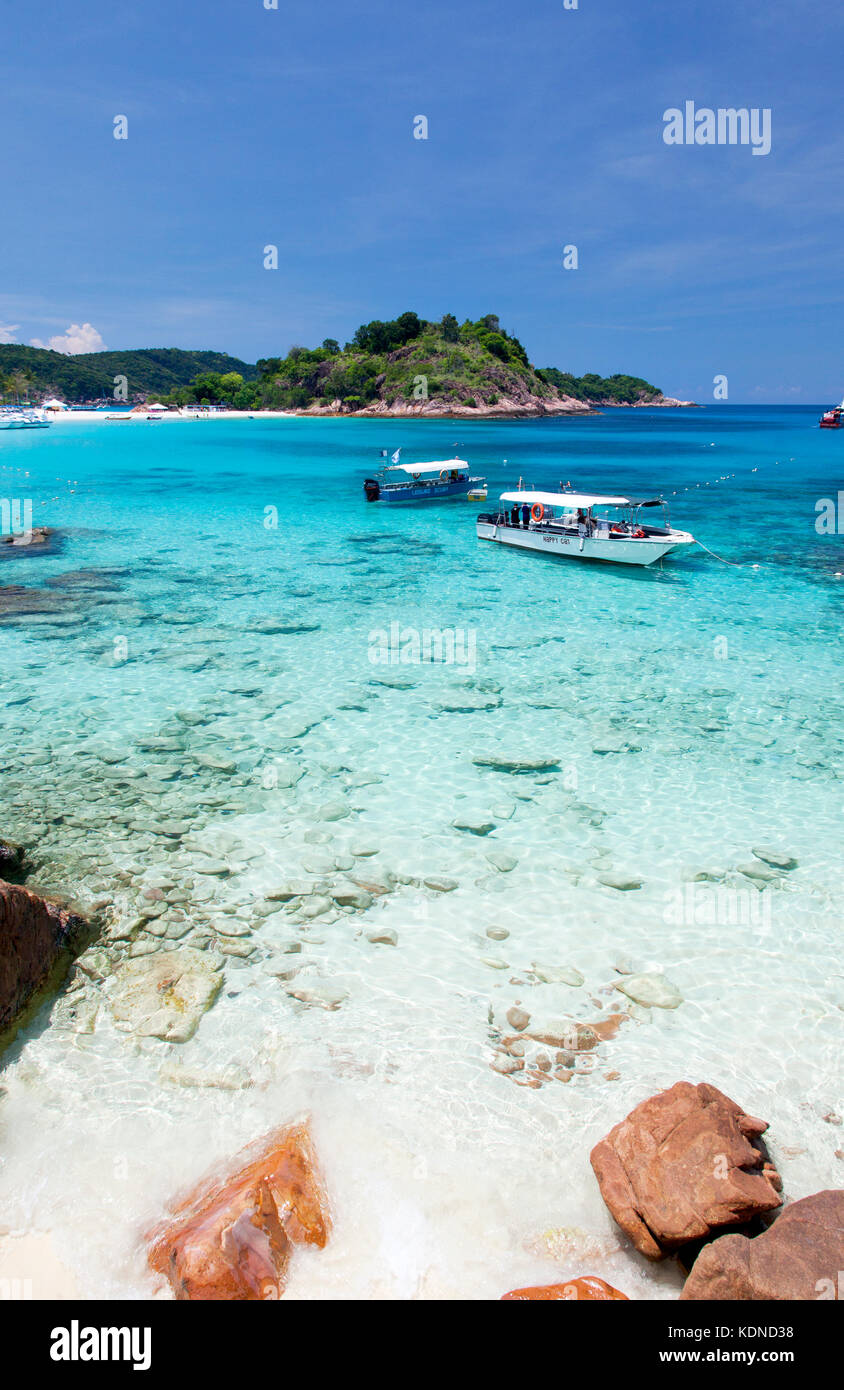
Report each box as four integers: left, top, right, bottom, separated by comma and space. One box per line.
531, 963, 584, 987
615, 972, 683, 1010
680, 1190, 844, 1300
473, 754, 559, 774
266, 880, 312, 902
331, 881, 372, 910
110, 948, 222, 1042
367, 928, 398, 946
286, 982, 348, 1010
752, 846, 798, 871
452, 814, 496, 836
483, 850, 517, 873
191, 858, 231, 876
591, 737, 641, 755
491, 1053, 523, 1075
193, 753, 237, 774
423, 876, 458, 893
598, 872, 643, 891
254, 619, 320, 635
0, 586, 73, 624
524, 1019, 600, 1051
147, 1122, 330, 1299
590, 1081, 783, 1259
159, 1061, 253, 1091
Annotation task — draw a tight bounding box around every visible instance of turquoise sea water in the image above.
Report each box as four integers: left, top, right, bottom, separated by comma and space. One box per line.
0, 406, 842, 1298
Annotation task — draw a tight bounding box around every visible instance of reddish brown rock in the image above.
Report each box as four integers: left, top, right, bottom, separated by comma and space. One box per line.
681, 1190, 844, 1300
502, 1276, 629, 1301
0, 837, 29, 883
590, 1082, 782, 1259
589, 1013, 629, 1041
0, 879, 91, 1036
148, 1122, 330, 1300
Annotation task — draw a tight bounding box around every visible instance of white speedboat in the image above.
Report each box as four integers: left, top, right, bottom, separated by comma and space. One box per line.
364, 458, 485, 503
0, 407, 50, 430
476, 488, 695, 567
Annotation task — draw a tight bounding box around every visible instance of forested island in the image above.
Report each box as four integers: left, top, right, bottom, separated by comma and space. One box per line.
0, 314, 692, 415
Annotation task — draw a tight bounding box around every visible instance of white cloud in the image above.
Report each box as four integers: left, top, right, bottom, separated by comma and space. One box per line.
30, 322, 107, 354
0, 322, 20, 344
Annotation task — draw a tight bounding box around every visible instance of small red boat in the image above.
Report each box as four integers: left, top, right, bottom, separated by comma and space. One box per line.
820, 400, 843, 429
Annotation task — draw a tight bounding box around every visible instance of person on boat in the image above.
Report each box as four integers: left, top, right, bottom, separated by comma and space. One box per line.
510, 504, 519, 528
521, 504, 530, 528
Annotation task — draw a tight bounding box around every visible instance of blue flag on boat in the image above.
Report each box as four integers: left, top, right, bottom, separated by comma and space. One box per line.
391, 448, 401, 464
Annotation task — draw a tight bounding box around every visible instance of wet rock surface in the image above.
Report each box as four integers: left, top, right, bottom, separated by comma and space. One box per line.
0, 876, 92, 1037
591, 1082, 783, 1259
501, 1276, 629, 1300
148, 1122, 330, 1299
680, 1189, 844, 1300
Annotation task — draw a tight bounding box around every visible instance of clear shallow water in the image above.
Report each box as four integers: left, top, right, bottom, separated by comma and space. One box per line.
0, 407, 842, 1299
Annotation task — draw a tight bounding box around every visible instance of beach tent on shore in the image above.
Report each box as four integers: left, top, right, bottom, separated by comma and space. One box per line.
42, 398, 68, 411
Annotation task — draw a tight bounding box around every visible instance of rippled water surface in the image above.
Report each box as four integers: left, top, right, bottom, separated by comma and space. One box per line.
1, 407, 842, 1299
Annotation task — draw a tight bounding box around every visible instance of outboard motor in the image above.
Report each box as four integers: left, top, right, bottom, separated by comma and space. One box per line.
364, 478, 381, 501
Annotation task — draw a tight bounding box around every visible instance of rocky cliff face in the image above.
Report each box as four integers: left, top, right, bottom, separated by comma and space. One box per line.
0, 875, 92, 1039
335, 390, 592, 419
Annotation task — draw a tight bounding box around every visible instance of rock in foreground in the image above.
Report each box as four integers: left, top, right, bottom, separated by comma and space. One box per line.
148, 1122, 330, 1299
681, 1190, 844, 1300
0, 879, 91, 1037
590, 1082, 782, 1259
501, 1276, 629, 1300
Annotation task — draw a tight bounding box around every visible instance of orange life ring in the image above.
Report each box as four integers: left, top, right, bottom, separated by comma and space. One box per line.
439, 469, 449, 480
531, 503, 544, 522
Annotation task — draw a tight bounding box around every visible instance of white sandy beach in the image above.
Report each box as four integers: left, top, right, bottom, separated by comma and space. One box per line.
44, 410, 296, 423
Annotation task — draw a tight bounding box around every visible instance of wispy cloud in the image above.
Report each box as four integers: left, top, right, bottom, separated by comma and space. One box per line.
0, 322, 20, 343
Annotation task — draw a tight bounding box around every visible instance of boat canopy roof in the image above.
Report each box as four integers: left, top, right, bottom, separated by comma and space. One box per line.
499, 490, 632, 509
388, 458, 468, 476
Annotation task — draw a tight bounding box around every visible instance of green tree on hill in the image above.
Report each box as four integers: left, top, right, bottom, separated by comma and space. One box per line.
9, 370, 31, 403
351, 311, 424, 354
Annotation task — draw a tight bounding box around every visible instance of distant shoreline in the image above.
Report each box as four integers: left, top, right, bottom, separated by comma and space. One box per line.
44, 397, 697, 424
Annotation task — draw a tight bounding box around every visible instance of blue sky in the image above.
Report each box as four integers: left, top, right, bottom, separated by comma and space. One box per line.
2, 0, 842, 400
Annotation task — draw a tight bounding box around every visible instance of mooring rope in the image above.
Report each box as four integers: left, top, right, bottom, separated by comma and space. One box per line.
694, 538, 745, 566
